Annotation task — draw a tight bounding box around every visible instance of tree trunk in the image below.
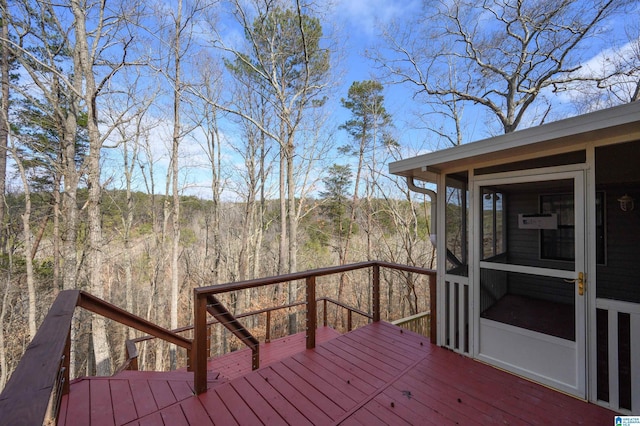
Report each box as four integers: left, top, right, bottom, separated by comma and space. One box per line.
0, 0, 8, 254
12, 150, 36, 339
285, 138, 298, 333
71, 0, 111, 375
169, 0, 184, 370
0, 276, 10, 389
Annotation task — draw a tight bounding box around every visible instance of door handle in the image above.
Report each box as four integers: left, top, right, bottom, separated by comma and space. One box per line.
564, 272, 585, 296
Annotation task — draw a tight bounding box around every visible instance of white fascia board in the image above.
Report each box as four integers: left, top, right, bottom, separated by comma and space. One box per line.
389, 102, 640, 176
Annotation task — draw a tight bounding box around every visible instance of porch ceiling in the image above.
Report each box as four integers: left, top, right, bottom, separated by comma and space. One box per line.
390, 102, 640, 182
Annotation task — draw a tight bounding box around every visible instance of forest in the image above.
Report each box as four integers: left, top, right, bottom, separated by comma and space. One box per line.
1, 0, 638, 388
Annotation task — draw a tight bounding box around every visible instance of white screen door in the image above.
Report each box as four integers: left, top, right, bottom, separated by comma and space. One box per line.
474, 169, 586, 397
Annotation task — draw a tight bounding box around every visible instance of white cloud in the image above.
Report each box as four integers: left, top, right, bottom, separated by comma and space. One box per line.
332, 0, 420, 38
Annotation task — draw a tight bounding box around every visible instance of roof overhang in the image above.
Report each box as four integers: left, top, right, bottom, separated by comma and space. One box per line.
389, 102, 640, 183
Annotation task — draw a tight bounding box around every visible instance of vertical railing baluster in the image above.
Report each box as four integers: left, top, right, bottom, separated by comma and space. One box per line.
372, 264, 380, 322
206, 323, 211, 360
266, 310, 271, 343
306, 276, 317, 350
323, 299, 327, 327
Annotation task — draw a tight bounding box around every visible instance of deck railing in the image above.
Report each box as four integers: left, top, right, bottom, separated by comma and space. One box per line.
0, 290, 192, 426
392, 311, 432, 337
118, 296, 370, 373
0, 261, 436, 423
192, 261, 436, 394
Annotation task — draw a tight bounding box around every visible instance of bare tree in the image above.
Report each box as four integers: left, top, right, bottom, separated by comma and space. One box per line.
376, 0, 632, 136
566, 19, 640, 111
143, 0, 212, 369
6, 0, 144, 375
103, 72, 155, 338
186, 55, 227, 283
0, 0, 9, 253
196, 0, 333, 331
0, 275, 9, 389
8, 144, 35, 339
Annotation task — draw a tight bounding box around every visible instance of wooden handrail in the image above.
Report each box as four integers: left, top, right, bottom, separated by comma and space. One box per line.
192, 261, 436, 394
0, 290, 193, 425
118, 298, 365, 372
78, 292, 191, 350
0, 290, 79, 426
206, 295, 260, 370
319, 297, 372, 320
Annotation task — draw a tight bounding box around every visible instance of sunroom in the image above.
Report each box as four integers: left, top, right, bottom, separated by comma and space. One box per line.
389, 101, 640, 414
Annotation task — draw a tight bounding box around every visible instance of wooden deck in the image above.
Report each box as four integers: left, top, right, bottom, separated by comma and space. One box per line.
58, 322, 617, 425
199, 326, 342, 380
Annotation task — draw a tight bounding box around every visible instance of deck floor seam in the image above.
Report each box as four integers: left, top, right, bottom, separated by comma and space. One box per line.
331, 349, 430, 425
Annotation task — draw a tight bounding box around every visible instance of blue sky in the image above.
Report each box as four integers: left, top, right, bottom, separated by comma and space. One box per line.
94, 0, 640, 200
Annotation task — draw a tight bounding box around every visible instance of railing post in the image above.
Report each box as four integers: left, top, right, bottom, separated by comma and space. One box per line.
429, 273, 437, 343
265, 310, 271, 343
251, 345, 260, 370
323, 299, 327, 327
193, 291, 208, 394
372, 264, 380, 322
306, 276, 317, 350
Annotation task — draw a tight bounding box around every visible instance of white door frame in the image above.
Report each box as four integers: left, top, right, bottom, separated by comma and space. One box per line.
471, 166, 588, 398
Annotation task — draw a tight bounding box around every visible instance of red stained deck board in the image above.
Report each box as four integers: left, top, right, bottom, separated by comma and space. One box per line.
293, 350, 375, 396
354, 322, 431, 357
197, 387, 239, 426
342, 405, 388, 426
338, 332, 417, 370
89, 379, 115, 426
206, 326, 340, 381
213, 382, 262, 425
230, 377, 289, 426
168, 379, 196, 400
148, 379, 178, 410
137, 412, 163, 426
390, 367, 512, 425
257, 366, 334, 424
242, 371, 314, 426
289, 353, 369, 401
364, 403, 417, 426
346, 400, 413, 426
411, 359, 538, 423
371, 388, 456, 426
128, 378, 159, 418
178, 396, 214, 425
336, 323, 427, 362
60, 321, 618, 425
59, 378, 90, 426
278, 357, 358, 411
308, 345, 387, 389
386, 378, 486, 425
268, 362, 346, 420
411, 349, 570, 423
323, 342, 397, 383
158, 403, 189, 426
110, 379, 138, 425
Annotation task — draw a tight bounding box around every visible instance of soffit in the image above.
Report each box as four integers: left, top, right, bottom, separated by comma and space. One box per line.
389, 102, 640, 182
